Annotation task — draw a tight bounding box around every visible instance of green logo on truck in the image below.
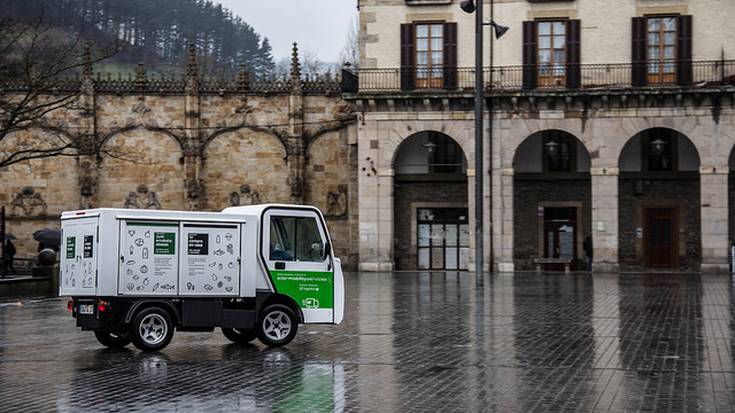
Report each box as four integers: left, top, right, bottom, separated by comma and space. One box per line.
154, 232, 176, 255
270, 270, 333, 309
66, 237, 76, 259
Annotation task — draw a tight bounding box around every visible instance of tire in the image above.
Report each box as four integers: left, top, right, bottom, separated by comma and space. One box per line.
94, 330, 132, 348
256, 304, 298, 347
131, 307, 175, 352
222, 327, 257, 344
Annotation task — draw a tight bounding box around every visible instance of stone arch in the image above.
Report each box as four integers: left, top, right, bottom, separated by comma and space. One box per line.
204, 125, 288, 157
513, 129, 591, 173
0, 127, 80, 256
100, 126, 184, 152
512, 129, 592, 270
617, 128, 701, 270
202, 128, 290, 211
382, 121, 474, 171
618, 127, 701, 172
97, 129, 186, 210
502, 122, 589, 169
392, 130, 470, 271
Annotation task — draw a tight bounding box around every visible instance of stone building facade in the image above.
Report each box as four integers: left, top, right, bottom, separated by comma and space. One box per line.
0, 45, 360, 268
347, 0, 735, 272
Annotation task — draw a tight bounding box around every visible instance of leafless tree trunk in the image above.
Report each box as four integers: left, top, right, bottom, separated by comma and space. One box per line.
0, 17, 117, 169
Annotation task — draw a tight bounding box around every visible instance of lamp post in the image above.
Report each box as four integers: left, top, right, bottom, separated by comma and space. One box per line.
460, 0, 507, 287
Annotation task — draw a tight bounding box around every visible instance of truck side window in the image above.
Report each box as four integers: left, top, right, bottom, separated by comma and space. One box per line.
296, 217, 324, 262
269, 215, 324, 262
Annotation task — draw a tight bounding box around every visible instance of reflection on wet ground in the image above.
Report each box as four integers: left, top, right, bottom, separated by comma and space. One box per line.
0, 272, 733, 412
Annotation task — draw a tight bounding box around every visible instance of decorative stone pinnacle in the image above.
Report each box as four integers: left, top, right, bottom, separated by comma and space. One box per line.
290, 43, 301, 79
187, 43, 198, 78
83, 42, 93, 78
290, 42, 302, 93
135, 63, 146, 87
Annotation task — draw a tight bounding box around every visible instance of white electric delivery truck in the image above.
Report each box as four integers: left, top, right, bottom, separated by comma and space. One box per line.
59, 204, 345, 352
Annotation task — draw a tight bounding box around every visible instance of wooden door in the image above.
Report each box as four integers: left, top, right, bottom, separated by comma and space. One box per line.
644, 208, 678, 268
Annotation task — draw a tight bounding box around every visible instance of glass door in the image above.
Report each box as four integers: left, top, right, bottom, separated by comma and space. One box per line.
417, 208, 469, 270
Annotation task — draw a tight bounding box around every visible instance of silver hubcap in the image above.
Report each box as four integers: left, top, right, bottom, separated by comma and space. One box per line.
139, 314, 167, 345
263, 310, 291, 341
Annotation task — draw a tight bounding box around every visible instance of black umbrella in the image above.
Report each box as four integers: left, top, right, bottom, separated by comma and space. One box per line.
33, 229, 61, 247
3, 234, 16, 241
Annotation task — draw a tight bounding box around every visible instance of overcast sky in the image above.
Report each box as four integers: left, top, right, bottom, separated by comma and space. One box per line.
216, 1, 358, 62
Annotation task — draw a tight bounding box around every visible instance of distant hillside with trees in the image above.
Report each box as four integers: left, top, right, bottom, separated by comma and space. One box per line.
2, 0, 275, 75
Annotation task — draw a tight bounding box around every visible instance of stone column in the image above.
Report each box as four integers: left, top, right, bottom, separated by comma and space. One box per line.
184, 44, 202, 210
700, 166, 729, 273
357, 118, 393, 272
492, 168, 514, 272
78, 43, 98, 209
287, 43, 306, 204
590, 167, 619, 272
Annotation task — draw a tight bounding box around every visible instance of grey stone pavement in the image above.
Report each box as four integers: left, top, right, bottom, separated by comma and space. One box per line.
1, 272, 734, 412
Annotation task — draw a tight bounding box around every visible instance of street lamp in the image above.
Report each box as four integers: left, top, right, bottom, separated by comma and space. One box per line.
461, 0, 507, 287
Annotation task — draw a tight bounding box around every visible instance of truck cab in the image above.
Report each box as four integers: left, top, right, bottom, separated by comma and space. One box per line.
60, 204, 344, 352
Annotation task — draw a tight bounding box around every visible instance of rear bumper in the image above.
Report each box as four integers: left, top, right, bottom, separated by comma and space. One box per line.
70, 298, 127, 331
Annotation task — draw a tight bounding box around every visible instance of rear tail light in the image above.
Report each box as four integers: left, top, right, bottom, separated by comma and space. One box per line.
67, 300, 74, 312
98, 299, 109, 312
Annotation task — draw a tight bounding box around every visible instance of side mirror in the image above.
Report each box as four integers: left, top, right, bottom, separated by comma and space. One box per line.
323, 242, 332, 260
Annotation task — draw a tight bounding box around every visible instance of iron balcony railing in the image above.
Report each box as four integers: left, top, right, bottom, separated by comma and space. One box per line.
342, 60, 735, 94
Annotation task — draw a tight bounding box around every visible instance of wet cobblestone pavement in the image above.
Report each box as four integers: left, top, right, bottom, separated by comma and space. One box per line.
1, 272, 734, 412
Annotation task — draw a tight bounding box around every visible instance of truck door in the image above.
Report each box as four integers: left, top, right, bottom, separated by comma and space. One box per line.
261, 208, 334, 323
60, 217, 99, 296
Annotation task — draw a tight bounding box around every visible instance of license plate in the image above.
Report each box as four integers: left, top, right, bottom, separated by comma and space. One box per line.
78, 304, 94, 315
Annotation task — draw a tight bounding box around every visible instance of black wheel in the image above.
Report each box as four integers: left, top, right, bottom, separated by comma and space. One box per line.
94, 330, 132, 348
131, 307, 175, 352
256, 304, 298, 347
222, 327, 257, 344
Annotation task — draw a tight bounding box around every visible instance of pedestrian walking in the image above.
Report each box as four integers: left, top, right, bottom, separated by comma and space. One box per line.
3, 238, 16, 275
583, 235, 593, 272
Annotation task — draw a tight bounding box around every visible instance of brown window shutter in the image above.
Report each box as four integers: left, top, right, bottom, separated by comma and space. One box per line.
566, 19, 581, 89
400, 23, 416, 91
522, 21, 537, 90
631, 17, 647, 86
677, 15, 693, 86
443, 22, 458, 90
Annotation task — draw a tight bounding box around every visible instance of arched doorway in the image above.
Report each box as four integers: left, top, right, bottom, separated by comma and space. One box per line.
512, 130, 592, 271
618, 128, 701, 270
393, 131, 468, 270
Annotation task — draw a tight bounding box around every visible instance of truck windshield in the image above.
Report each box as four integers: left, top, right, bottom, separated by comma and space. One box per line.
269, 216, 324, 262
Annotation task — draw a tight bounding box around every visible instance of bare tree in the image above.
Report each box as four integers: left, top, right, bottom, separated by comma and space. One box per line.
0, 17, 117, 169
340, 15, 360, 68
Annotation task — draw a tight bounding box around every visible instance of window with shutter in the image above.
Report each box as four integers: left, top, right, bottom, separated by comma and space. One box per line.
400, 24, 416, 91
522, 21, 538, 90
443, 23, 458, 90
646, 16, 678, 85
566, 20, 581, 89
537, 20, 567, 87
415, 23, 445, 88
631, 17, 647, 86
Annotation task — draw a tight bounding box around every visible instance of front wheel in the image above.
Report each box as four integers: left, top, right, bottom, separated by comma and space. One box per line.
94, 330, 132, 348
256, 304, 298, 347
131, 307, 174, 352
222, 327, 256, 344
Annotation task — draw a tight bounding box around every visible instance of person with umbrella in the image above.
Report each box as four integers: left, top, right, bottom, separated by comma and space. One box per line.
33, 228, 61, 253
3, 234, 17, 275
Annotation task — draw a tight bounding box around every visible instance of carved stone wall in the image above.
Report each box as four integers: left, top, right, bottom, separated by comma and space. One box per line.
0, 44, 359, 268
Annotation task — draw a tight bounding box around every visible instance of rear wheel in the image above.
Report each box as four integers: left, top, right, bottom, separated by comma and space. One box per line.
94, 330, 132, 348
222, 327, 257, 344
256, 304, 298, 347
131, 307, 174, 352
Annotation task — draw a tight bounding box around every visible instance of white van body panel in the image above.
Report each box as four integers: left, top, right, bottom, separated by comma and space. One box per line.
60, 205, 344, 325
